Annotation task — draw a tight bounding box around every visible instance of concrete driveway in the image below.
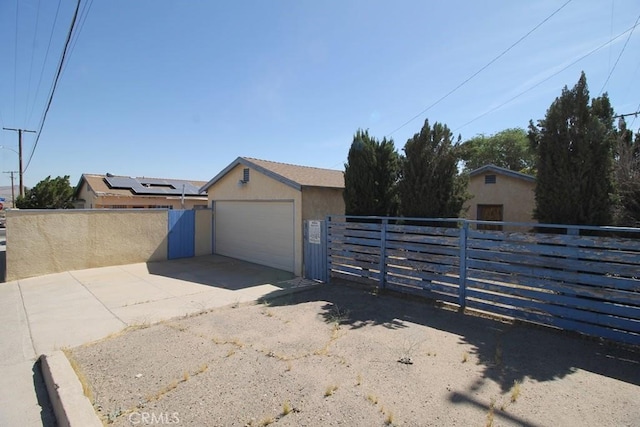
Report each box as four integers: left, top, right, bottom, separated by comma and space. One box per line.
0, 255, 313, 426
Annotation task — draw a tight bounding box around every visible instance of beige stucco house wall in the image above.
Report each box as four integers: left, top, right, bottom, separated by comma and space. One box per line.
301, 186, 345, 221
201, 157, 345, 276
465, 164, 536, 224
194, 209, 213, 256
209, 163, 302, 202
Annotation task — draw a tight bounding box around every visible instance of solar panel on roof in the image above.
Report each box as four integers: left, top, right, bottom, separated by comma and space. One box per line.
104, 176, 201, 196
104, 176, 138, 189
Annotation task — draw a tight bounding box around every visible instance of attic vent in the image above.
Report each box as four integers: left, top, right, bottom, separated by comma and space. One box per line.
485, 174, 496, 184
242, 168, 250, 183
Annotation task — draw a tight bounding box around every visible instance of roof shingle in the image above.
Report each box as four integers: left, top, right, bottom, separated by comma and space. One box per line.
243, 157, 344, 188
201, 157, 344, 192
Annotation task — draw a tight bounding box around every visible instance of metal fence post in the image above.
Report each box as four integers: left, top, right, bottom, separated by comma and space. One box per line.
322, 219, 329, 283
325, 216, 331, 284
379, 219, 387, 289
458, 221, 468, 308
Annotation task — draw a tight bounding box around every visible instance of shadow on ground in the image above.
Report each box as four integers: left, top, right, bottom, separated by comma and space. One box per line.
145, 255, 295, 291
32, 359, 56, 427
261, 281, 640, 394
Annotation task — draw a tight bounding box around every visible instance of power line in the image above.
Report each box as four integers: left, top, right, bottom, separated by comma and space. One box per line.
23, 0, 43, 124
627, 102, 640, 128
24, 0, 82, 173
598, 12, 640, 95
62, 0, 95, 78
608, 0, 615, 72
27, 0, 63, 125
385, 0, 573, 137
13, 0, 20, 124
453, 21, 640, 133
613, 111, 640, 119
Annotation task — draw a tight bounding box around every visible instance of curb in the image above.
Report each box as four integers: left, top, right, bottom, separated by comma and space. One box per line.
39, 351, 102, 427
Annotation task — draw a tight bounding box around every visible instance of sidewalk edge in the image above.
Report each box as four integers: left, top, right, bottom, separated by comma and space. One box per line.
39, 351, 102, 427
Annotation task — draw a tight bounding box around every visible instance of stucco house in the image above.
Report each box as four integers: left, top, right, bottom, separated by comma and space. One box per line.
74, 174, 209, 209
465, 164, 536, 228
200, 157, 345, 276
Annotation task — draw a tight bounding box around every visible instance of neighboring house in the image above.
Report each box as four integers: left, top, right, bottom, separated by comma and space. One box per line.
74, 174, 209, 209
200, 157, 345, 276
465, 164, 536, 229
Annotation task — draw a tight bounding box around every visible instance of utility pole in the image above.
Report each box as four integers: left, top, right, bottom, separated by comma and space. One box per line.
2, 127, 36, 197
3, 171, 17, 207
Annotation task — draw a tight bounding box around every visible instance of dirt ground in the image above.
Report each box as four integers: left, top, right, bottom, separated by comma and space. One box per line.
69, 283, 640, 427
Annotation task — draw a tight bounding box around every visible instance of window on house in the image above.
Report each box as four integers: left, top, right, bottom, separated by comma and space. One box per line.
243, 168, 250, 183
485, 174, 497, 184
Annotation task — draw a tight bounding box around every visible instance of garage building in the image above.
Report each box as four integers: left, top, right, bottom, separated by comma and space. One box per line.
200, 157, 344, 275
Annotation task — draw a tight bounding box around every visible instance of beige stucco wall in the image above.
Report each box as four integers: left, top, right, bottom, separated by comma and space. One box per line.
6, 210, 168, 281
301, 186, 345, 221
206, 164, 303, 275
465, 172, 536, 223
194, 209, 213, 256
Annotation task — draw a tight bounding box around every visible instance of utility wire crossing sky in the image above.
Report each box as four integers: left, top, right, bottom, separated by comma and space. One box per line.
0, 0, 639, 188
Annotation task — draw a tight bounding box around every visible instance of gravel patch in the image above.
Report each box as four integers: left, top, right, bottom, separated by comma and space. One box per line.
69, 283, 640, 426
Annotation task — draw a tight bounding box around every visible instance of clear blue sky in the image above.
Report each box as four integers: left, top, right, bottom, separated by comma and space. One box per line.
1, 0, 639, 188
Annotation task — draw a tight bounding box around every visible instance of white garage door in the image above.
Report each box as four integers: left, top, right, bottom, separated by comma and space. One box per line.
214, 200, 295, 272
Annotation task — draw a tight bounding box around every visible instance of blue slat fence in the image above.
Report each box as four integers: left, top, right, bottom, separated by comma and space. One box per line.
326, 216, 640, 346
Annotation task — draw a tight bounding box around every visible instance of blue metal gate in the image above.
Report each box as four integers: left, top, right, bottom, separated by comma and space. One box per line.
168, 210, 195, 259
303, 220, 327, 282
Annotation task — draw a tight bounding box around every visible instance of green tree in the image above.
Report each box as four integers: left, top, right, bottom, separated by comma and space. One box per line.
16, 175, 75, 209
528, 72, 615, 226
372, 137, 400, 216
461, 128, 536, 174
398, 119, 467, 218
343, 129, 400, 216
613, 120, 640, 227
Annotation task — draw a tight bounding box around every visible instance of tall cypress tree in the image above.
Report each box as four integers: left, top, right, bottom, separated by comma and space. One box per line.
398, 119, 466, 218
373, 137, 400, 216
528, 72, 615, 225
344, 130, 377, 216
343, 129, 399, 216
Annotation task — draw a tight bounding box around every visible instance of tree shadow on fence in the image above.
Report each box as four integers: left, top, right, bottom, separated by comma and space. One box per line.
262, 280, 640, 393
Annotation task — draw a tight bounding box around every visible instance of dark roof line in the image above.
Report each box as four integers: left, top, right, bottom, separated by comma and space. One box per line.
469, 164, 535, 182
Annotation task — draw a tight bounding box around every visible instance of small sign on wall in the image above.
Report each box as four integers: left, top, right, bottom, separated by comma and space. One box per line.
308, 220, 321, 244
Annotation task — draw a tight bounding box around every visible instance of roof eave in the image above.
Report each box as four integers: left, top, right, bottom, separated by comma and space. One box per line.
73, 174, 91, 199
200, 157, 302, 193
469, 164, 535, 182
